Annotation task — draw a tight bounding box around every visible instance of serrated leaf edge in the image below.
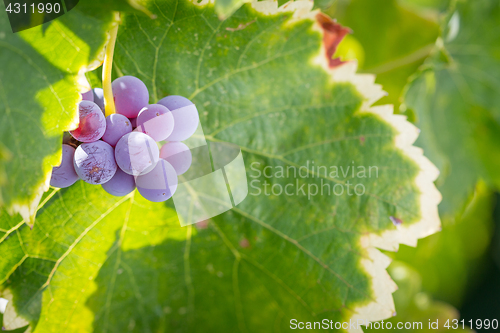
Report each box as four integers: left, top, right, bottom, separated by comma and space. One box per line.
252, 0, 442, 329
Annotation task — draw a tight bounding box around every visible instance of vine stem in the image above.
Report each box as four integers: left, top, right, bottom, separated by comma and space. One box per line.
103, 12, 120, 117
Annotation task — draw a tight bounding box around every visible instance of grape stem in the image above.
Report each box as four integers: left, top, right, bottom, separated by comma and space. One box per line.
103, 12, 120, 117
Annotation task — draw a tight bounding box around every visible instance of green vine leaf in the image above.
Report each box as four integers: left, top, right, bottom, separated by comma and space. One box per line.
1, 0, 440, 332
0, 1, 120, 226
0, 143, 9, 197
404, 0, 500, 216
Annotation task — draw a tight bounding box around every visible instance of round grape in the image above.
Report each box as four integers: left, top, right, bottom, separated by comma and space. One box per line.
115, 132, 159, 176
112, 76, 149, 118
73, 141, 117, 185
157, 95, 199, 141
70, 101, 106, 142
50, 144, 79, 188
136, 104, 174, 142
136, 159, 178, 202
81, 90, 94, 102
102, 114, 133, 147
158, 95, 192, 110
160, 142, 192, 175
102, 168, 136, 197
92, 88, 105, 112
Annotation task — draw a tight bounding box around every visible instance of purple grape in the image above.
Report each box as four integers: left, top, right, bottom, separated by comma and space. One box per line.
136, 104, 174, 142
115, 132, 159, 176
50, 144, 79, 188
73, 141, 117, 185
158, 95, 192, 109
136, 159, 178, 202
93, 88, 105, 112
70, 101, 106, 142
159, 142, 192, 175
112, 76, 149, 118
157, 95, 199, 141
102, 168, 136, 196
102, 114, 133, 147
81, 90, 94, 102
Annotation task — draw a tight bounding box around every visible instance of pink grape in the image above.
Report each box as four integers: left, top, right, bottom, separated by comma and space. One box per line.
136, 104, 174, 142
50, 144, 79, 188
112, 76, 149, 118
102, 168, 136, 196
159, 142, 192, 175
115, 132, 159, 176
102, 114, 133, 147
69, 101, 106, 142
136, 159, 178, 202
157, 95, 199, 141
81, 90, 94, 102
73, 141, 117, 185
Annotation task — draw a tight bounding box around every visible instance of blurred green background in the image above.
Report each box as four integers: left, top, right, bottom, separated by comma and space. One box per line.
322, 0, 500, 331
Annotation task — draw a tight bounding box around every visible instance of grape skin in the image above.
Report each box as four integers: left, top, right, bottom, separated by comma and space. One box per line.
159, 142, 192, 175
158, 95, 192, 110
136, 104, 174, 142
102, 168, 136, 196
136, 159, 178, 202
115, 132, 159, 176
74, 141, 117, 185
157, 95, 199, 141
50, 144, 79, 188
70, 101, 106, 143
102, 114, 133, 147
92, 88, 105, 112
81, 90, 94, 102
112, 76, 149, 118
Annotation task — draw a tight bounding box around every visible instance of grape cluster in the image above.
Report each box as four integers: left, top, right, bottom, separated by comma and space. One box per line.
50, 76, 199, 202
